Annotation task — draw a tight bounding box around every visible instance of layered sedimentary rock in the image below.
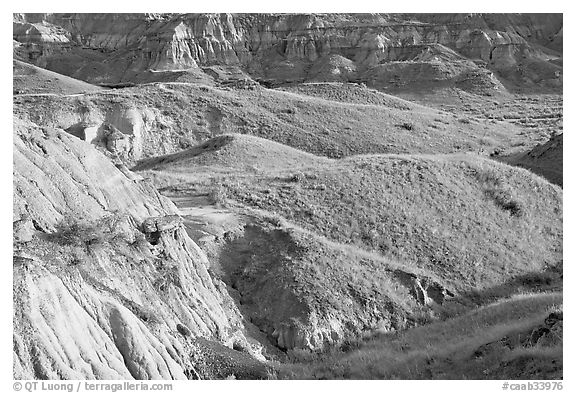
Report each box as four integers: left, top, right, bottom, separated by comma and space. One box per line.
13, 118, 263, 379
13, 13, 562, 91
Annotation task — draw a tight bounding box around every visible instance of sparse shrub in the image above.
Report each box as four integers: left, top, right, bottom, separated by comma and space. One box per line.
398, 122, 414, 131
67, 247, 86, 267
49, 215, 125, 249
485, 187, 524, 217
289, 172, 306, 182
232, 340, 249, 353
517, 271, 555, 287
490, 148, 502, 157
340, 338, 363, 353
177, 323, 192, 337
178, 137, 193, 149
458, 117, 472, 124
125, 300, 161, 324
264, 214, 285, 228
208, 182, 228, 207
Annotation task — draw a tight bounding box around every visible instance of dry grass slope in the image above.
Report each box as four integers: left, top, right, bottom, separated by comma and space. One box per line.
133, 133, 331, 174
14, 82, 522, 161
214, 153, 562, 292
275, 292, 562, 379
13, 60, 102, 95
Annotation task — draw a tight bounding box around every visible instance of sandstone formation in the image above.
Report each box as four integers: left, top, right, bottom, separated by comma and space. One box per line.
13, 118, 266, 379
13, 13, 562, 92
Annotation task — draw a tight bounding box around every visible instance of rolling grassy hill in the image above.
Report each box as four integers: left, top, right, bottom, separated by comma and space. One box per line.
14, 82, 523, 163
13, 59, 102, 95
133, 133, 331, 174
218, 153, 562, 292
139, 139, 562, 295
136, 135, 562, 364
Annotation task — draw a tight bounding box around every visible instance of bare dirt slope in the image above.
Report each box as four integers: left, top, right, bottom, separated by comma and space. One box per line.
13, 117, 270, 379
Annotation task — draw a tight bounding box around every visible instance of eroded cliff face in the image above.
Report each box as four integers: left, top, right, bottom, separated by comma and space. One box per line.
212, 222, 455, 352
13, 13, 562, 92
13, 118, 266, 379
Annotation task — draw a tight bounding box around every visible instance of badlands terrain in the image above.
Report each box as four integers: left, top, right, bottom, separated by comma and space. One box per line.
13, 13, 562, 380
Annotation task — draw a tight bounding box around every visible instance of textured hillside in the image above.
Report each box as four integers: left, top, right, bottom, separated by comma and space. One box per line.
13, 59, 101, 95
13, 118, 269, 379
135, 139, 562, 355
12, 13, 562, 380
13, 82, 521, 164
133, 133, 331, 173
13, 13, 562, 92
212, 153, 562, 291
278, 292, 562, 379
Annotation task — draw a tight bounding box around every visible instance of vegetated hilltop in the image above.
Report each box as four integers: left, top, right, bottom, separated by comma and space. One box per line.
13, 59, 102, 95
13, 117, 271, 379
200, 151, 562, 292
133, 133, 331, 174
13, 13, 562, 93
13, 82, 521, 165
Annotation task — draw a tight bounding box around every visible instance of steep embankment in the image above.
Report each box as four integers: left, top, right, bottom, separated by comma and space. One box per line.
510, 133, 563, 186
209, 217, 457, 352
277, 292, 562, 379
13, 118, 270, 379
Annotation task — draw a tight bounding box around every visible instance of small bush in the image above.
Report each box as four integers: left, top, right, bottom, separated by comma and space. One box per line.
48, 214, 128, 253
398, 122, 414, 131
124, 299, 161, 324
485, 188, 524, 217
517, 271, 555, 287
208, 183, 228, 207
289, 172, 306, 183
178, 137, 193, 149
177, 323, 192, 337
